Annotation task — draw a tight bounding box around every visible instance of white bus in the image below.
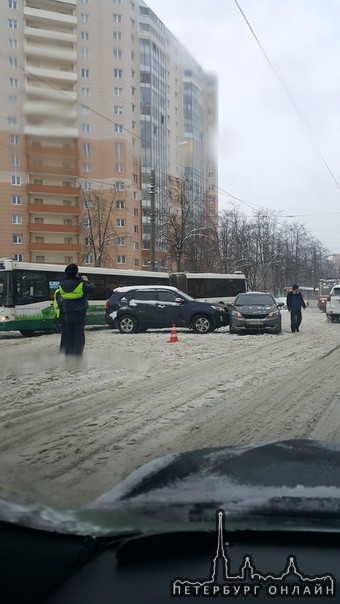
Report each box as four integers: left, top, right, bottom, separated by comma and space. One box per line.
0, 258, 246, 335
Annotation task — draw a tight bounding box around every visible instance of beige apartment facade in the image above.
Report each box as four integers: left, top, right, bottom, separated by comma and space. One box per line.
0, 0, 218, 270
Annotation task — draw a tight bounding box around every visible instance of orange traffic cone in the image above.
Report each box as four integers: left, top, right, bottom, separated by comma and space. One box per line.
168, 323, 179, 343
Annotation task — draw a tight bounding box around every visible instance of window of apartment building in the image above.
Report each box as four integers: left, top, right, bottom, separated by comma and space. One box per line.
9, 38, 18, 48
80, 0, 89, 3
133, 225, 138, 234
116, 163, 124, 172
133, 241, 139, 250
84, 254, 94, 264
114, 105, 123, 115
116, 236, 125, 246
81, 31, 89, 40
115, 142, 124, 160
114, 124, 123, 133
114, 69, 123, 78
113, 14, 122, 23
115, 181, 124, 191
8, 0, 17, 7
83, 180, 92, 191
11, 175, 20, 185
134, 259, 139, 267
131, 86, 136, 96
35, 255, 45, 262
63, 218, 72, 225
81, 87, 90, 96
9, 77, 18, 87
13, 253, 23, 261
113, 0, 122, 4
83, 199, 93, 209
116, 199, 125, 209
133, 173, 138, 183
10, 134, 18, 144
35, 236, 44, 243
81, 68, 90, 78
116, 255, 126, 264
208, 184, 214, 191
8, 19, 17, 28
11, 194, 21, 204
12, 214, 22, 224
113, 31, 122, 40
83, 142, 91, 155
85, 236, 93, 246
81, 123, 91, 133
9, 56, 17, 67
8, 116, 17, 126
114, 87, 123, 96
116, 218, 125, 227
11, 154, 20, 166
81, 47, 89, 58
208, 210, 215, 216
34, 218, 44, 224
83, 218, 91, 227
62, 200, 71, 207
64, 237, 73, 244
133, 208, 138, 217
80, 13, 89, 23
208, 171, 215, 178
113, 48, 122, 59
83, 163, 92, 172
12, 234, 22, 243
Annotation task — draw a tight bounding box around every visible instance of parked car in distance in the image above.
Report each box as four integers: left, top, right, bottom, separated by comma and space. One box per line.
229, 291, 283, 334
105, 285, 229, 334
326, 285, 340, 322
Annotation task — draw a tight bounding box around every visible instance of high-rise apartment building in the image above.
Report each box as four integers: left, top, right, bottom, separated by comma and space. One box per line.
0, 0, 218, 270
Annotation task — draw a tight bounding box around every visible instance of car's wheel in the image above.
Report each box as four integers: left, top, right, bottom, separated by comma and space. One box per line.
191, 314, 213, 334
20, 330, 34, 337
117, 315, 138, 334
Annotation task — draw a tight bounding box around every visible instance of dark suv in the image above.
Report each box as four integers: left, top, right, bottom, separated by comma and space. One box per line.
105, 285, 229, 334
229, 291, 283, 334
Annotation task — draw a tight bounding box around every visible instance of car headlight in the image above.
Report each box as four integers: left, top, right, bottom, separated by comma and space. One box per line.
231, 310, 242, 317
211, 305, 226, 311
268, 310, 279, 317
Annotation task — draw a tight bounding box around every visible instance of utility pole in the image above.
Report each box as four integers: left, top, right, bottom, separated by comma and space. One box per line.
149, 168, 156, 271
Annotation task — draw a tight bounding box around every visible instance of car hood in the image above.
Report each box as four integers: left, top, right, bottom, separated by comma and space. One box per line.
1, 440, 339, 536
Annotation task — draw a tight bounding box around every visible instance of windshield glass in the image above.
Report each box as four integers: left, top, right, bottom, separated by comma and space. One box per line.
1, 0, 340, 556
235, 294, 275, 306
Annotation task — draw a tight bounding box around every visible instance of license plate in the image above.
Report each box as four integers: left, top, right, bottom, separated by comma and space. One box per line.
247, 320, 263, 325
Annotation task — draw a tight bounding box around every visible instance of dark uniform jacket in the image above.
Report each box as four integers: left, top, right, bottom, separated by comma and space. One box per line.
59, 276, 96, 313
286, 290, 306, 311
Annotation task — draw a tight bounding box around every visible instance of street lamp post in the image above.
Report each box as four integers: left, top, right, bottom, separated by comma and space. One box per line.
149, 168, 156, 271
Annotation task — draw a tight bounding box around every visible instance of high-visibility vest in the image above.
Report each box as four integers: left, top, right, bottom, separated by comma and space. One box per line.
59, 282, 84, 300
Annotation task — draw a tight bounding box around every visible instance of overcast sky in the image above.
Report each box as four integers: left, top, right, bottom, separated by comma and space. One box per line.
146, 0, 340, 254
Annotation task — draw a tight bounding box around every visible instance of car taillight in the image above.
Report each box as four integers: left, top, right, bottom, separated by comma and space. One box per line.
105, 301, 109, 308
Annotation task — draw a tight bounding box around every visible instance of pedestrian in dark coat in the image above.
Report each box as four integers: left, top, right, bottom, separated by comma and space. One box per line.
59, 264, 96, 357
286, 284, 306, 333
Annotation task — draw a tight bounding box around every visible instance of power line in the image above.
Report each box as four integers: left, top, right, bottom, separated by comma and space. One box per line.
233, 0, 340, 192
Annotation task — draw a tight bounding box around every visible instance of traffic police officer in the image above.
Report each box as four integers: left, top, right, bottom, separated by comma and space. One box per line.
59, 263, 96, 357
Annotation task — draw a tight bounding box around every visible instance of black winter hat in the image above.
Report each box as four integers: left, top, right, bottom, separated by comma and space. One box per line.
65, 263, 78, 277
292, 284, 299, 290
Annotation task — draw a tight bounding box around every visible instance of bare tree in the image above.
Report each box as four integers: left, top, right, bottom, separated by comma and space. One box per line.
79, 187, 128, 267
159, 177, 213, 272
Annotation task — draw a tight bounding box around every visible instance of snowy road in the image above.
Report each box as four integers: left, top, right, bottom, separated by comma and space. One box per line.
1, 307, 340, 508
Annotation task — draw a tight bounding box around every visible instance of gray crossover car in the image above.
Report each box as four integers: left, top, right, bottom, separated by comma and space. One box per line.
229, 291, 283, 334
